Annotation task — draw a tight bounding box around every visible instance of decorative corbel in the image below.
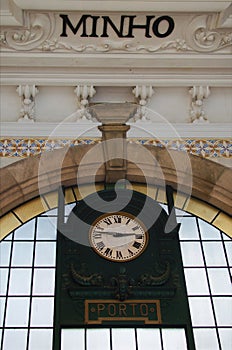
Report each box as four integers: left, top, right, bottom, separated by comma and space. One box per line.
189, 86, 210, 123
16, 85, 39, 122
131, 85, 155, 122
74, 85, 96, 122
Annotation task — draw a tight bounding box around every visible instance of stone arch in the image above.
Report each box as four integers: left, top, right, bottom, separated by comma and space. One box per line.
0, 144, 231, 218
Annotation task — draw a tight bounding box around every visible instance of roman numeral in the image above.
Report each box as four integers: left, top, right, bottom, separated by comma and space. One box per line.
93, 232, 102, 239
96, 241, 105, 250
114, 216, 121, 223
132, 225, 140, 231
103, 218, 112, 225
135, 234, 143, 239
104, 248, 113, 257
128, 249, 134, 257
116, 250, 123, 259
133, 241, 141, 249
126, 218, 131, 225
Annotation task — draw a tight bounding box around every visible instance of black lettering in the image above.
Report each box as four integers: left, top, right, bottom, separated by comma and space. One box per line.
89, 16, 100, 37
127, 15, 155, 38
133, 241, 141, 249
116, 250, 123, 259
96, 241, 105, 250
128, 249, 134, 257
101, 16, 128, 38
132, 225, 140, 231
114, 216, 122, 224
105, 248, 113, 257
60, 14, 91, 37
93, 232, 102, 239
135, 234, 143, 239
126, 218, 131, 225
103, 218, 112, 225
152, 15, 175, 38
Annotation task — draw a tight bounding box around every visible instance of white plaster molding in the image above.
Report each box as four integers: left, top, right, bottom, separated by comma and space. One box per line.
16, 84, 39, 122
189, 86, 211, 123
1, 12, 56, 51
217, 3, 232, 28
73, 85, 97, 122
1, 70, 231, 88
1, 122, 231, 138
185, 13, 232, 52
11, 1, 232, 13
1, 11, 231, 54
0, 0, 23, 26
131, 85, 155, 122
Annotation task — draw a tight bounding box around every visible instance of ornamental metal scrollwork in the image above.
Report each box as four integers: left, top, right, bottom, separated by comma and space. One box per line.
139, 261, 170, 286
70, 263, 104, 286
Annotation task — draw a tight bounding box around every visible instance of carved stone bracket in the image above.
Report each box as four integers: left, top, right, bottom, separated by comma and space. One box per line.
16, 84, 39, 122
73, 85, 97, 122
189, 86, 211, 123
131, 85, 155, 122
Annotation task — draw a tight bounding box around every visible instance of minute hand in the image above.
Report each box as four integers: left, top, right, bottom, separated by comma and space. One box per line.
94, 231, 136, 237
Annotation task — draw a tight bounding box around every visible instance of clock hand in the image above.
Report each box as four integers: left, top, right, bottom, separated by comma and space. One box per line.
94, 230, 137, 237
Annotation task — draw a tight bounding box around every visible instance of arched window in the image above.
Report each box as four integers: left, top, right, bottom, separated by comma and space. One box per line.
0, 189, 231, 350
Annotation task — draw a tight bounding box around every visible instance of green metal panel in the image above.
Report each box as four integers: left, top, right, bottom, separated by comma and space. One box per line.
53, 188, 195, 349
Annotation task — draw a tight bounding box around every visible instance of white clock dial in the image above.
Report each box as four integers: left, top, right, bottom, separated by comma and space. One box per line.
89, 212, 148, 262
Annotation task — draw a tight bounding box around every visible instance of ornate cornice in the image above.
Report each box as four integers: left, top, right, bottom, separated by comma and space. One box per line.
1, 11, 231, 54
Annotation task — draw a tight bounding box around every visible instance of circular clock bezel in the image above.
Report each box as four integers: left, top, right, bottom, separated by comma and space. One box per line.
89, 211, 149, 262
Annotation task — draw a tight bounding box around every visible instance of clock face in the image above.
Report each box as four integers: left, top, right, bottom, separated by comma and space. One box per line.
89, 212, 148, 262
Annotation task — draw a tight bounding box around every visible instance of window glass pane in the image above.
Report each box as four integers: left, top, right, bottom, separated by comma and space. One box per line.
3, 329, 28, 350
180, 242, 204, 266
5, 297, 30, 326
184, 268, 209, 295
0, 268, 8, 295
28, 329, 53, 350
87, 328, 110, 350
36, 217, 57, 240
162, 328, 187, 350
203, 242, 227, 266
208, 268, 232, 295
11, 242, 34, 267
189, 297, 215, 326
34, 242, 56, 267
30, 297, 54, 326
65, 203, 76, 216
225, 242, 232, 265
193, 328, 219, 350
32, 268, 55, 295
222, 233, 231, 241
137, 328, 162, 350
213, 297, 232, 326
8, 268, 32, 295
198, 219, 221, 240
14, 219, 35, 240
112, 328, 136, 350
178, 217, 199, 240
42, 208, 58, 216
0, 297, 6, 326
4, 233, 13, 240
61, 328, 85, 350
176, 208, 191, 216
0, 242, 11, 266
218, 328, 232, 350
